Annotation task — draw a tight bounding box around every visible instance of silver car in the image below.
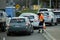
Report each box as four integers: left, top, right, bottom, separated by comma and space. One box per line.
19, 13, 39, 29
6, 17, 33, 35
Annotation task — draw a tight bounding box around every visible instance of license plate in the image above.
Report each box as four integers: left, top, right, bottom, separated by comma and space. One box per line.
15, 26, 20, 27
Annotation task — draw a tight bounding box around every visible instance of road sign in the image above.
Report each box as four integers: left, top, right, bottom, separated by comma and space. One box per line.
15, 4, 20, 9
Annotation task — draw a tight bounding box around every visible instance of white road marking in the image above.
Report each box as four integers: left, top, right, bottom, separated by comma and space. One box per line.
3, 37, 5, 40
42, 30, 56, 40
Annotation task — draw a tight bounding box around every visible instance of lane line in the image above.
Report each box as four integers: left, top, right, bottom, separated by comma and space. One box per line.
3, 37, 5, 40
42, 30, 56, 40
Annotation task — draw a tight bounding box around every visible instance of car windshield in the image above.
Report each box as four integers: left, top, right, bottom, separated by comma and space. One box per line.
10, 18, 25, 23
0, 13, 3, 17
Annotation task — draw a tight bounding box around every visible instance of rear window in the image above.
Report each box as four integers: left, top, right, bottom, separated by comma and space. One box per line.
39, 9, 48, 12
10, 18, 25, 23
0, 13, 3, 16
43, 13, 49, 16
28, 15, 34, 19
54, 12, 60, 15
24, 15, 34, 19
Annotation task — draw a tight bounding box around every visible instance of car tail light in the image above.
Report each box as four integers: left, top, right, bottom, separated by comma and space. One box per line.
47, 16, 51, 18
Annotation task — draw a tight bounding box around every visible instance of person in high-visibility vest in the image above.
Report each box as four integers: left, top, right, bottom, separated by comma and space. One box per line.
38, 13, 44, 33
39, 13, 44, 23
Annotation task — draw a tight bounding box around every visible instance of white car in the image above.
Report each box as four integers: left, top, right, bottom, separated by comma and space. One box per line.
39, 11, 57, 25
19, 13, 39, 29
53, 10, 60, 23
37, 8, 53, 13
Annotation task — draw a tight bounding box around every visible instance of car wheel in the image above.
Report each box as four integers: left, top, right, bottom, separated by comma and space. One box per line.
28, 32, 31, 35
7, 32, 11, 36
31, 25, 34, 33
50, 19, 54, 26
55, 22, 57, 25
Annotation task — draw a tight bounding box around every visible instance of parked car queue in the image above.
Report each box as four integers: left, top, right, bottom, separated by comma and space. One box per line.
6, 11, 58, 36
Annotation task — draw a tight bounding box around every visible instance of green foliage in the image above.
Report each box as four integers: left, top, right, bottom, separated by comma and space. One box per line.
16, 8, 38, 17
21, 8, 38, 13
16, 11, 21, 17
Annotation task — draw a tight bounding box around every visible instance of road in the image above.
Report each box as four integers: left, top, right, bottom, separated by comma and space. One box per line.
0, 30, 47, 40
46, 24, 60, 40
0, 24, 60, 40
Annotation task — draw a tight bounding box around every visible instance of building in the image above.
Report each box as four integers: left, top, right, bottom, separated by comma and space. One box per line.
0, 0, 6, 9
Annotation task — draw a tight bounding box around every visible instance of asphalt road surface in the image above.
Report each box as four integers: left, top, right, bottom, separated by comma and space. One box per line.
0, 30, 47, 40
1, 24, 60, 40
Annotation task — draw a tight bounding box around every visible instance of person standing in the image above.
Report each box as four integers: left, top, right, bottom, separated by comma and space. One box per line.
38, 13, 44, 33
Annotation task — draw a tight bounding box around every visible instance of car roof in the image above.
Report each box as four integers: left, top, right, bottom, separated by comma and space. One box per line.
9, 17, 28, 19
40, 8, 51, 10
39, 11, 49, 13
53, 10, 60, 12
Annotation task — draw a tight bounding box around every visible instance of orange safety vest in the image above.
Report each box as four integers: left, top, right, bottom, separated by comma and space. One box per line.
39, 14, 44, 22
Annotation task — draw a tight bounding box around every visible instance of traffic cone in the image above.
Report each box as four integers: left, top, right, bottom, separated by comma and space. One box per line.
43, 22, 46, 29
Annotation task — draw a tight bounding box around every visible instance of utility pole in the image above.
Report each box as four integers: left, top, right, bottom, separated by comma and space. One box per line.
38, 0, 40, 10
56, 0, 57, 8
26, 0, 27, 8
50, 0, 51, 8
29, 0, 31, 9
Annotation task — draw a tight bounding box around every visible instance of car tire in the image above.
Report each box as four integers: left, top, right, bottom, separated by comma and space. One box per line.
28, 32, 31, 35
31, 25, 34, 33
50, 19, 54, 26
7, 32, 11, 36
55, 22, 57, 25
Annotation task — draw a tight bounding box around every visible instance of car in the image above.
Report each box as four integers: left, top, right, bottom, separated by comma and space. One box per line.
38, 11, 57, 25
0, 11, 8, 32
37, 8, 54, 13
6, 17, 33, 35
19, 13, 39, 29
53, 10, 60, 23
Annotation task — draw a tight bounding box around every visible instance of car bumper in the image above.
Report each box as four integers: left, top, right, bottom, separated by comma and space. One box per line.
44, 19, 52, 24
7, 27, 30, 33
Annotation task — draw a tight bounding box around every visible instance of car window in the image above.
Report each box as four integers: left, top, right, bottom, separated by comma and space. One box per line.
0, 13, 3, 16
28, 15, 34, 19
23, 15, 34, 19
54, 12, 60, 15
10, 18, 25, 23
39, 9, 48, 12
43, 13, 49, 16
